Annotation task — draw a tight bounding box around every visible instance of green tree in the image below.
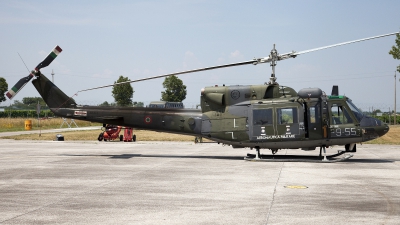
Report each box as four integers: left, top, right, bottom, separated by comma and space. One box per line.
161, 75, 187, 102
22, 97, 45, 105
112, 76, 134, 106
99, 101, 110, 106
0, 77, 8, 103
389, 33, 400, 73
11, 100, 25, 109
133, 101, 144, 107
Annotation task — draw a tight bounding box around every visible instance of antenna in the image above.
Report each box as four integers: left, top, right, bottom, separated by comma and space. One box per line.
51, 69, 55, 83
18, 52, 30, 73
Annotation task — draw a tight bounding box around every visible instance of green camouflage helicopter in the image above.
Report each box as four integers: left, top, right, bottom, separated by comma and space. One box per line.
7, 32, 398, 162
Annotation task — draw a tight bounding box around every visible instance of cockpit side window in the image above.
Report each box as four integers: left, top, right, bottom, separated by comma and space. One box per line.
330, 103, 353, 124
346, 99, 364, 122
253, 109, 273, 125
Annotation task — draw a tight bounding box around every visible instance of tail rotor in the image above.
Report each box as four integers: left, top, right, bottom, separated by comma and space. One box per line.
6, 45, 62, 100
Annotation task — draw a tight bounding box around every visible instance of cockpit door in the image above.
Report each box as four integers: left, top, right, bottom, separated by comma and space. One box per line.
305, 101, 324, 139
328, 101, 360, 139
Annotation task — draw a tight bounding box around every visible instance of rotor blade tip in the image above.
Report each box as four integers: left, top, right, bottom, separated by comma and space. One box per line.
6, 92, 13, 99
55, 45, 62, 52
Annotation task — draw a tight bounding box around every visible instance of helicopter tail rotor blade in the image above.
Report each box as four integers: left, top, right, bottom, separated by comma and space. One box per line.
35, 45, 62, 70
6, 73, 35, 100
6, 45, 62, 100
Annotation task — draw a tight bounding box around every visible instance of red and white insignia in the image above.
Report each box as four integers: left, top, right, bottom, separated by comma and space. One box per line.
144, 116, 152, 124
74, 111, 87, 116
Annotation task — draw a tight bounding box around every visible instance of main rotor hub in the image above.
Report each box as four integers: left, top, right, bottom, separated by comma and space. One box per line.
269, 44, 278, 85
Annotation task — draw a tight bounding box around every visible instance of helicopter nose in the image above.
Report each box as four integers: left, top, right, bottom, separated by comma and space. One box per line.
372, 121, 389, 137
360, 116, 389, 139
377, 123, 390, 137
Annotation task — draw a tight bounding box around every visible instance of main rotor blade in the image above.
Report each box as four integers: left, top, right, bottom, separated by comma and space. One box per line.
6, 45, 62, 100
78, 31, 399, 92
79, 59, 256, 92
290, 32, 400, 56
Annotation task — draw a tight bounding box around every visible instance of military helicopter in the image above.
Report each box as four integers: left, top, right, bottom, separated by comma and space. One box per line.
7, 32, 398, 162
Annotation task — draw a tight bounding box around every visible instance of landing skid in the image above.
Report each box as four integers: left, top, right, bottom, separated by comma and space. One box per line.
244, 150, 353, 163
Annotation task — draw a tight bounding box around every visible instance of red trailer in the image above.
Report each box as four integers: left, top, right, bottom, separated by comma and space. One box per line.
97, 124, 122, 141
123, 127, 136, 142
98, 124, 136, 142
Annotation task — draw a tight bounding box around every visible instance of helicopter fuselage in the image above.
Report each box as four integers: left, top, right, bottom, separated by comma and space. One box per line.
33, 72, 389, 151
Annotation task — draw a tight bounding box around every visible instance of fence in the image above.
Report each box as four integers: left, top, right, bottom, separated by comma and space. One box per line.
0, 110, 55, 118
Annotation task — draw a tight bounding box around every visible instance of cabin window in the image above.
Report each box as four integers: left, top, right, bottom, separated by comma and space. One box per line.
330, 103, 353, 124
308, 104, 320, 124
309, 107, 316, 123
253, 109, 273, 125
277, 107, 298, 124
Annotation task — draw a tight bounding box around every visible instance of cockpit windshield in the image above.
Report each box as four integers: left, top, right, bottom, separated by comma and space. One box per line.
346, 98, 364, 122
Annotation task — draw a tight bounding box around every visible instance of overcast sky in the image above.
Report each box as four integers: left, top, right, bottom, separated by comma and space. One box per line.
1, 0, 399, 111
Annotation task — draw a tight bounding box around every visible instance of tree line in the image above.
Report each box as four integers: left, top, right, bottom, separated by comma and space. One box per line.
98, 74, 186, 107
0, 74, 187, 109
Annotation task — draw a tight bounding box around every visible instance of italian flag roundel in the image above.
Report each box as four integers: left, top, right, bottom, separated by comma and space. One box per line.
144, 116, 152, 124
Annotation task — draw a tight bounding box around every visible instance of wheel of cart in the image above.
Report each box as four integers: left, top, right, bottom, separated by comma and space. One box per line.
98, 132, 104, 141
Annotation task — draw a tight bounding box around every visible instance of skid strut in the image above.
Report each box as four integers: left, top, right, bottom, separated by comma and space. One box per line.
255, 146, 261, 159
320, 146, 328, 161
245, 149, 353, 163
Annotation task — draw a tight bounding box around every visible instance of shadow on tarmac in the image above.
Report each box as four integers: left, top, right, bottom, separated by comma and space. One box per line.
61, 154, 245, 161
346, 158, 395, 163
251, 155, 395, 163
60, 153, 397, 163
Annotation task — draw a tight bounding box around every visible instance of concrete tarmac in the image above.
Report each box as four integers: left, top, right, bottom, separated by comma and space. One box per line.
0, 139, 399, 224
0, 126, 102, 138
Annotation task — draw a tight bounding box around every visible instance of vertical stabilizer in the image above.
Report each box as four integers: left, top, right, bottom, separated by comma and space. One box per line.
32, 72, 76, 109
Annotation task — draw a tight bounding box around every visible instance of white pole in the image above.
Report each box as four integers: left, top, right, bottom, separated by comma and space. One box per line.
395, 71, 397, 125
